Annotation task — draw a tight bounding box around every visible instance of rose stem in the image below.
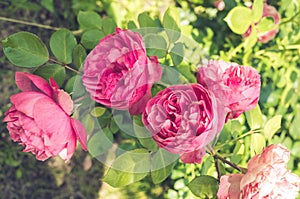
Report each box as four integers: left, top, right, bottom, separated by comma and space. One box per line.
49, 58, 82, 75
213, 154, 247, 174
213, 155, 221, 182
0, 16, 60, 31
0, 16, 82, 35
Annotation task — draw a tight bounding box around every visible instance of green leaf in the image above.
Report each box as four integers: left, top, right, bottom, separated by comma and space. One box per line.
224, 6, 252, 34
78, 11, 102, 30
170, 42, 184, 66
252, 0, 263, 23
82, 114, 95, 134
144, 33, 167, 59
257, 17, 276, 32
90, 107, 106, 117
138, 12, 157, 28
150, 149, 178, 184
133, 115, 158, 151
41, 0, 54, 13
88, 128, 113, 157
188, 175, 219, 198
160, 65, 189, 86
163, 8, 181, 43
50, 29, 77, 64
127, 20, 137, 30
245, 105, 263, 130
80, 29, 105, 49
72, 44, 87, 69
291, 142, 300, 158
2, 32, 49, 67
251, 133, 266, 155
290, 106, 300, 140
34, 64, 66, 86
264, 115, 282, 140
103, 149, 150, 187
102, 18, 117, 35
244, 26, 258, 52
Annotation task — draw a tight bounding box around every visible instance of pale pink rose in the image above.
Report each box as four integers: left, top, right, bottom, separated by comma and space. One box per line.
142, 84, 225, 163
217, 174, 243, 199
3, 72, 87, 161
214, 0, 225, 11
82, 28, 162, 115
243, 4, 280, 43
217, 144, 300, 199
197, 60, 260, 121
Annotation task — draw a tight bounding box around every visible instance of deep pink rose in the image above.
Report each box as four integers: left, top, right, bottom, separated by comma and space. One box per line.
217, 144, 300, 199
243, 4, 280, 43
197, 60, 261, 121
142, 84, 225, 163
82, 28, 162, 115
3, 72, 87, 161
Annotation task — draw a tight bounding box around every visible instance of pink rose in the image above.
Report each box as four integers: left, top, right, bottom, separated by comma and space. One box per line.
197, 60, 260, 121
243, 4, 280, 43
82, 28, 162, 115
142, 84, 225, 163
217, 144, 300, 199
214, 0, 225, 11
3, 72, 87, 161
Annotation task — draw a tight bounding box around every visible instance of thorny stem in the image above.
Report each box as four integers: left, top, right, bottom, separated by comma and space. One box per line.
49, 59, 82, 75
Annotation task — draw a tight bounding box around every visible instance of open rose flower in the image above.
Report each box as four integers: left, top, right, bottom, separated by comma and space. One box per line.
142, 84, 225, 163
197, 60, 260, 121
3, 72, 87, 161
82, 28, 162, 115
243, 4, 280, 43
217, 144, 300, 199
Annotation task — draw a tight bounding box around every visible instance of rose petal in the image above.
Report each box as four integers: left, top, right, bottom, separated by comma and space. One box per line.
15, 72, 52, 97
33, 97, 72, 145
71, 118, 87, 151
10, 92, 49, 118
217, 174, 244, 199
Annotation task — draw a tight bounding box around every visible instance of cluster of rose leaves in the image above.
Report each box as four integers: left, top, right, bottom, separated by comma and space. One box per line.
3, 4, 300, 198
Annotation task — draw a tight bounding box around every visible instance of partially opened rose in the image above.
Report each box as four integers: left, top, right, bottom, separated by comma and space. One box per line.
197, 60, 260, 121
142, 84, 225, 163
3, 72, 87, 161
217, 144, 300, 199
243, 4, 280, 43
82, 28, 162, 115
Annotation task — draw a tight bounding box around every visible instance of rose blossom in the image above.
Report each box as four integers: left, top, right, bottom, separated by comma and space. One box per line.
197, 60, 260, 121
243, 4, 280, 43
3, 72, 87, 161
217, 144, 300, 199
142, 84, 225, 163
82, 28, 162, 115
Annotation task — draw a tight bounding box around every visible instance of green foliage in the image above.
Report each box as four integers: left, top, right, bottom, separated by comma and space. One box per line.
103, 149, 150, 187
50, 29, 77, 64
224, 6, 252, 34
2, 32, 49, 67
188, 175, 219, 198
78, 11, 102, 30
34, 64, 66, 86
